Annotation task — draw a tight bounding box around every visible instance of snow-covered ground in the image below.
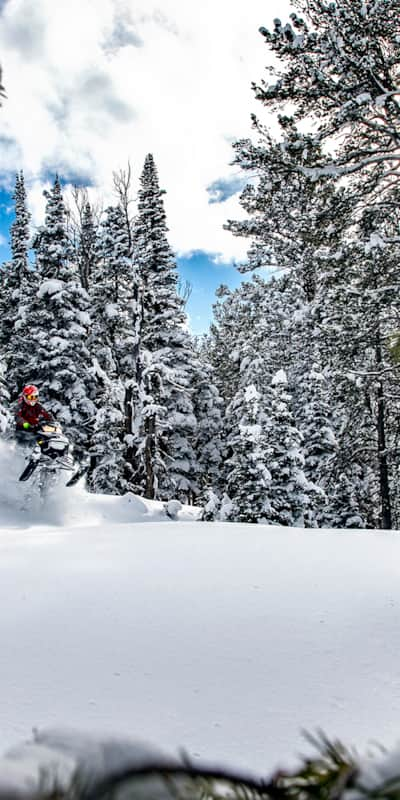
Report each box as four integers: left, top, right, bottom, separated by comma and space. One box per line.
1, 440, 400, 786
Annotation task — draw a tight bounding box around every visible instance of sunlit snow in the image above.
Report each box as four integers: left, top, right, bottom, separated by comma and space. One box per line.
0, 440, 400, 789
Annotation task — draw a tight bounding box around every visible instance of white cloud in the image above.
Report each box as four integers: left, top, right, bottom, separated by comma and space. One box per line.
0, 0, 292, 260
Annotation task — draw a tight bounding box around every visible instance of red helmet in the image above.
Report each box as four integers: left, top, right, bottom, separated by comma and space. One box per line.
22, 384, 39, 406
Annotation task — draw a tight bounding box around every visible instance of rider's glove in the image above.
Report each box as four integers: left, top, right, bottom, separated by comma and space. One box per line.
22, 421, 31, 430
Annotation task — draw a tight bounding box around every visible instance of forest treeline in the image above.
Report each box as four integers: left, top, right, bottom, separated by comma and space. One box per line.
1, 0, 400, 529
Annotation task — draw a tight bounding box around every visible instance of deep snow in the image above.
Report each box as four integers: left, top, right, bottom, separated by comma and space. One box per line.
0, 440, 400, 789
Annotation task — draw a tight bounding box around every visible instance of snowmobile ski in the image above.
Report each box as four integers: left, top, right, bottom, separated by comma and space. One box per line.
19, 459, 39, 482
65, 464, 89, 487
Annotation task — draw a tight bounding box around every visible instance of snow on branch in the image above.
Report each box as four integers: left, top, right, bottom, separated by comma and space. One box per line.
4, 730, 400, 800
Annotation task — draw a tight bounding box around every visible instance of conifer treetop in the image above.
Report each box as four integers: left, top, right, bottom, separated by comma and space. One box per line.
34, 176, 73, 279
10, 170, 31, 285
256, 0, 400, 191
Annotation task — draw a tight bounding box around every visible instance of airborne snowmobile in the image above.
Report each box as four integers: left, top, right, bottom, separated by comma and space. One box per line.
18, 421, 84, 496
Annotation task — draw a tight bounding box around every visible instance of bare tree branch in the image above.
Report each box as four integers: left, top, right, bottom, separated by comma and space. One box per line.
177, 278, 192, 306
113, 161, 134, 257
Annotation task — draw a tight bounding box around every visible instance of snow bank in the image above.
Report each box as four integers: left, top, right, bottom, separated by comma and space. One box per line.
0, 728, 177, 798
1, 520, 400, 775
3, 728, 400, 800
0, 438, 200, 529
2, 440, 400, 787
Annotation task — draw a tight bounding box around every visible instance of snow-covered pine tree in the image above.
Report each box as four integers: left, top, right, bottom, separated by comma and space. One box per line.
219, 0, 400, 531
324, 463, 368, 530
256, 0, 400, 208
315, 201, 400, 530
19, 176, 97, 454
254, 6, 400, 526
91, 205, 139, 381
133, 153, 197, 501
33, 176, 73, 278
219, 332, 315, 525
1, 171, 36, 399
264, 272, 336, 527
88, 203, 141, 494
208, 275, 289, 412
206, 275, 287, 519
296, 364, 337, 526
208, 285, 243, 407
208, 272, 317, 524
223, 364, 273, 524
11, 171, 30, 285
224, 128, 350, 521
87, 359, 127, 495
264, 369, 317, 527
226, 125, 337, 300
190, 342, 224, 501
222, 17, 400, 528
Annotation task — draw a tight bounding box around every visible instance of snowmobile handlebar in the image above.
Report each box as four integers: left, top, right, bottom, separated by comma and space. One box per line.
20, 418, 58, 432
37, 421, 62, 435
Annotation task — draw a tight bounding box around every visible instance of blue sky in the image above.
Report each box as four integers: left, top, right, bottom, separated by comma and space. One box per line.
0, 187, 13, 257
0, 0, 291, 332
177, 252, 245, 335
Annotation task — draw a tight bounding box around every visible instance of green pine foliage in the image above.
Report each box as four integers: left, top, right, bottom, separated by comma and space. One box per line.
0, 165, 202, 503
87, 203, 141, 493
2, 171, 35, 398
191, 348, 224, 502
133, 153, 198, 502
224, 380, 273, 524
25, 178, 96, 453
205, 0, 400, 529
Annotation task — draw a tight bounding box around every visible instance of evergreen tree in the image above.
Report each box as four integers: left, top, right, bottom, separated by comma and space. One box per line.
87, 359, 127, 495
297, 365, 337, 526
33, 175, 72, 277
208, 285, 243, 406
19, 177, 97, 453
221, 18, 400, 528
88, 203, 141, 494
133, 154, 197, 501
217, 335, 315, 525
1, 171, 34, 398
206, 276, 290, 521
265, 369, 316, 527
91, 205, 139, 381
315, 206, 400, 529
11, 171, 30, 286
191, 347, 224, 500
224, 377, 273, 524
256, 0, 400, 208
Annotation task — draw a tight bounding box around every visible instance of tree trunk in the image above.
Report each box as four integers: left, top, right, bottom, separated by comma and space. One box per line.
124, 383, 134, 485
376, 340, 392, 529
145, 415, 156, 499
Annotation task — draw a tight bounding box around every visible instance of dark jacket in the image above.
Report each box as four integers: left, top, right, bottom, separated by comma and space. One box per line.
16, 397, 53, 430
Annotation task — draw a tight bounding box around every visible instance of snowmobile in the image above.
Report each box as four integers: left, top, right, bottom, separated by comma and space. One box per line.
18, 421, 83, 496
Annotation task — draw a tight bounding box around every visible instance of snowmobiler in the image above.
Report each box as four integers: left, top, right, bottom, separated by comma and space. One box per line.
18, 419, 75, 494
15, 385, 88, 494
15, 385, 54, 437
14, 386, 75, 493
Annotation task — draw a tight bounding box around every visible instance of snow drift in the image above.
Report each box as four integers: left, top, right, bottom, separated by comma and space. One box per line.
1, 438, 400, 789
